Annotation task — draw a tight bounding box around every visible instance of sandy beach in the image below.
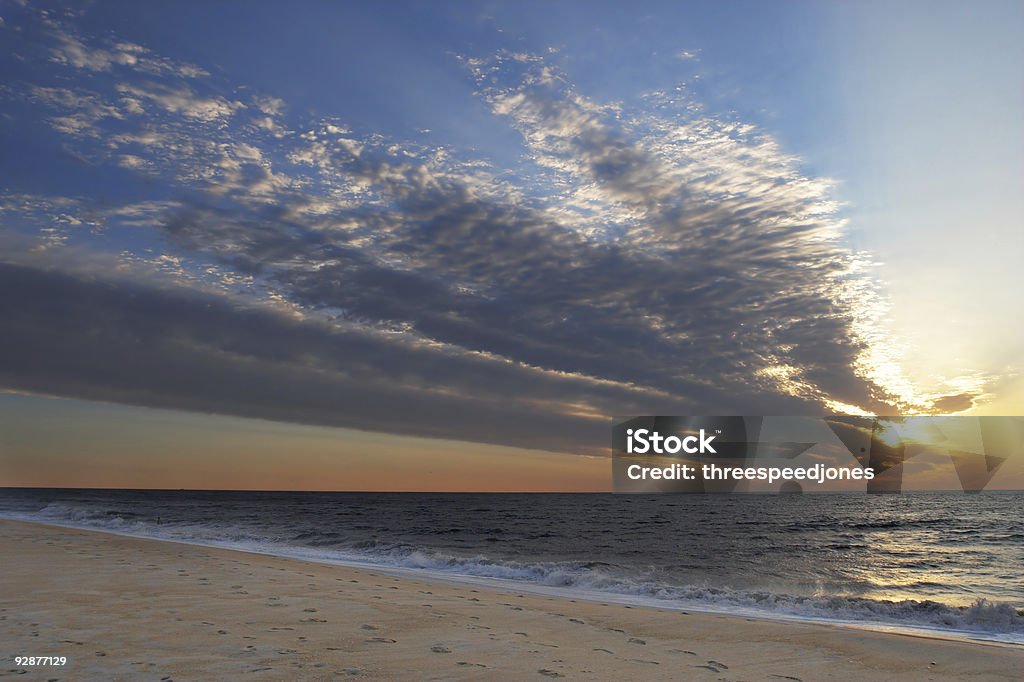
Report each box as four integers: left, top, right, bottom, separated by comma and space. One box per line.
1, 520, 1020, 681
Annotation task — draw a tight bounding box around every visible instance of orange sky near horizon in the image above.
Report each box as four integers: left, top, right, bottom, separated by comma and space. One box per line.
2, 393, 1022, 492
0, 393, 610, 492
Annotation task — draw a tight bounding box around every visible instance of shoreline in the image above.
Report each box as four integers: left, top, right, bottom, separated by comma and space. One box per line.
4, 515, 1020, 646
2, 519, 1021, 680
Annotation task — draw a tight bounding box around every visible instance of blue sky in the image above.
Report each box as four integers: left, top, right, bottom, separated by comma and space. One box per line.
0, 0, 1021, 488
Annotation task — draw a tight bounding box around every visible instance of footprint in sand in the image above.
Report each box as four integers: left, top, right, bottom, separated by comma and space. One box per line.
537, 670, 563, 678
365, 637, 396, 643
430, 645, 451, 653
695, 660, 729, 673
627, 637, 646, 645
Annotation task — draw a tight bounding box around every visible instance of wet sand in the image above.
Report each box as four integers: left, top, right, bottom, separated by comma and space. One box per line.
1, 519, 1020, 680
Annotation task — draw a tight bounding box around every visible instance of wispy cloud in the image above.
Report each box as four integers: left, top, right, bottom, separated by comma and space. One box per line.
47, 18, 208, 78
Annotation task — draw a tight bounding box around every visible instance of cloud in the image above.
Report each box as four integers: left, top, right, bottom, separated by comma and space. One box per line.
0, 17, 972, 456
0, 258, 713, 455
47, 21, 207, 78
28, 86, 124, 137
114, 82, 244, 122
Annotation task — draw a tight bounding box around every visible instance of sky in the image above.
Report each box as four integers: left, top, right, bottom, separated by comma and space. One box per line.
0, 0, 1021, 490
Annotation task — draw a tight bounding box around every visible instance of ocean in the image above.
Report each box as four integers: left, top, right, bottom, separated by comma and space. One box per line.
2, 488, 1021, 644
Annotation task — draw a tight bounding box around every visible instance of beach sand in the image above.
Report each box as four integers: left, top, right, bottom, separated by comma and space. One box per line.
1, 520, 1020, 681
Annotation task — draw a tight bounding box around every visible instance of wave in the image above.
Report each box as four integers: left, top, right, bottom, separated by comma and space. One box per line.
4, 503, 1023, 644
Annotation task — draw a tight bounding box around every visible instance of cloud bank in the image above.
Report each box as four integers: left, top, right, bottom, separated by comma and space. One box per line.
0, 9, 953, 454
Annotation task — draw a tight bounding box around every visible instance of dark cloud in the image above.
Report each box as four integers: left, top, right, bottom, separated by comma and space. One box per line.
0, 262, 685, 454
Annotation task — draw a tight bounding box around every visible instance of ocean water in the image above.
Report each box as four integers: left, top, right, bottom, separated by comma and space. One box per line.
2, 489, 1022, 644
